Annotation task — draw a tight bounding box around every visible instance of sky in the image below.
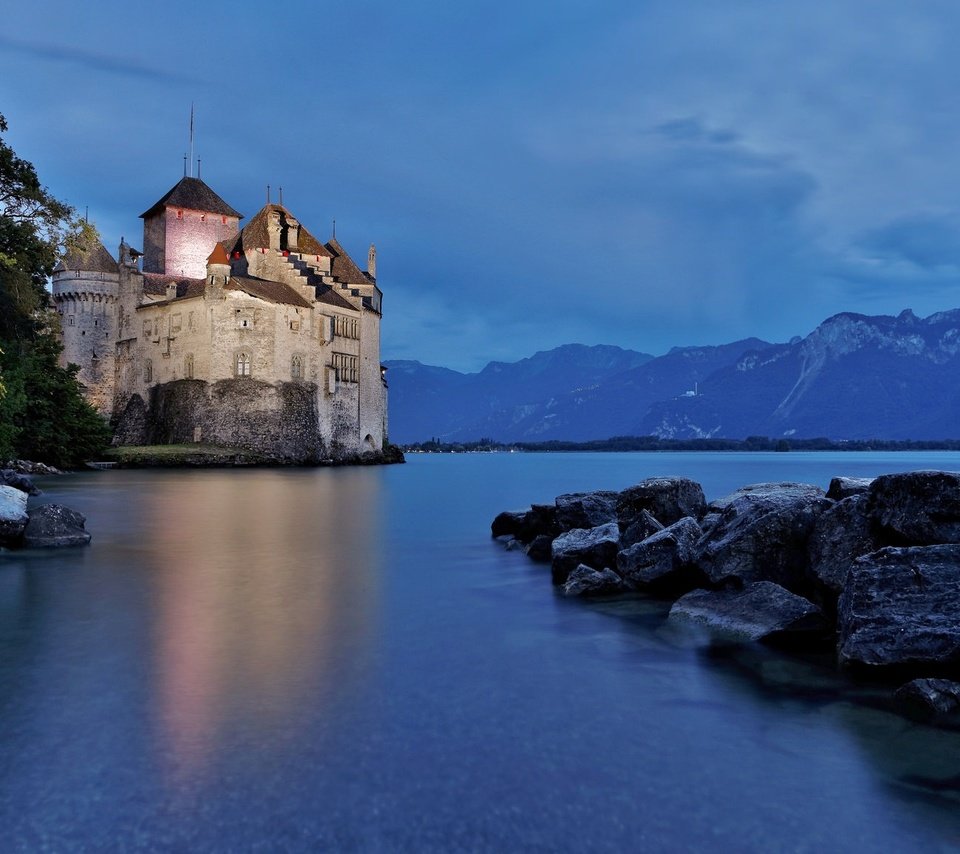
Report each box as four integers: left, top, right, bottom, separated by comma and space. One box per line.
3, 0, 960, 371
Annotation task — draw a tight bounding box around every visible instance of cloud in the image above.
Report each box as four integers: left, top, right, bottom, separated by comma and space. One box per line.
0, 35, 194, 83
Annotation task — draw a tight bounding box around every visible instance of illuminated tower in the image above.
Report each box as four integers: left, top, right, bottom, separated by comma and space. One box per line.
139, 176, 242, 278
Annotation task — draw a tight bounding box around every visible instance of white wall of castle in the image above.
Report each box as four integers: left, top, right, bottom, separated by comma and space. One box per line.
143, 208, 240, 277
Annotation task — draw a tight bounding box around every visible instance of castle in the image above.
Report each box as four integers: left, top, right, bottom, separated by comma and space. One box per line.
52, 175, 389, 463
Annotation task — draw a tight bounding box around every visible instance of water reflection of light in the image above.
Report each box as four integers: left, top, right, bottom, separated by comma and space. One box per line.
143, 470, 382, 790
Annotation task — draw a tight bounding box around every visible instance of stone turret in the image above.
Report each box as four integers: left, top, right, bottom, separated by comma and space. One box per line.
52, 234, 121, 416
205, 243, 232, 299
367, 244, 376, 280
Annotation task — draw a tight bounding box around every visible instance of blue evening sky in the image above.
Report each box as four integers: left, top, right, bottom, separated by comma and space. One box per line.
3, 1, 960, 370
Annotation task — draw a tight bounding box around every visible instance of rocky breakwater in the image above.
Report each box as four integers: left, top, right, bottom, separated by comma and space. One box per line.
0, 466, 91, 550
492, 471, 960, 726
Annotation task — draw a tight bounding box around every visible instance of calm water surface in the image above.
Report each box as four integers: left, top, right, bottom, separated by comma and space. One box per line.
3, 452, 960, 851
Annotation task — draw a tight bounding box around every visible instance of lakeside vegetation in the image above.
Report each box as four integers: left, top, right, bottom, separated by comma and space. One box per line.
404, 436, 960, 454
0, 113, 109, 468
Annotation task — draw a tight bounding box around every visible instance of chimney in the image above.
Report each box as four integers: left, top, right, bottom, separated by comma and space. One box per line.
166, 283, 177, 300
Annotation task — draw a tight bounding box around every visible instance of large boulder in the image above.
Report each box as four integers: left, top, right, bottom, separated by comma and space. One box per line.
696, 483, 831, 595
562, 564, 627, 597
0, 484, 29, 546
616, 517, 703, 595
826, 476, 874, 501
491, 503, 557, 543
525, 534, 554, 562
838, 544, 960, 673
616, 477, 706, 529
669, 581, 828, 646
868, 471, 960, 545
21, 504, 91, 548
619, 509, 664, 550
893, 678, 960, 725
0, 469, 41, 496
808, 493, 880, 599
551, 522, 620, 585
554, 491, 618, 533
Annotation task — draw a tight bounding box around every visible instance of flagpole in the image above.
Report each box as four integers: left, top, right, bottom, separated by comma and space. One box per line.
189, 103, 194, 178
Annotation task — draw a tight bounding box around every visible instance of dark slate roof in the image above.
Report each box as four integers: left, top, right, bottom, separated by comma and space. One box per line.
325, 237, 368, 284
54, 236, 119, 274
315, 284, 357, 310
223, 204, 332, 257
227, 276, 313, 309
141, 273, 205, 299
139, 177, 243, 219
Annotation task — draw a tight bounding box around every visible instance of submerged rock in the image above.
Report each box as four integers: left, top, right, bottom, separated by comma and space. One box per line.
893, 678, 960, 725
21, 504, 91, 548
562, 564, 627, 597
696, 483, 831, 595
868, 471, 960, 545
0, 484, 29, 546
616, 517, 703, 595
838, 544, 960, 673
669, 582, 827, 646
491, 504, 557, 543
0, 469, 41, 496
616, 477, 706, 529
551, 522, 620, 585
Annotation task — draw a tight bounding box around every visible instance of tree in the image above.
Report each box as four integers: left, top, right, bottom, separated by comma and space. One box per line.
0, 113, 109, 466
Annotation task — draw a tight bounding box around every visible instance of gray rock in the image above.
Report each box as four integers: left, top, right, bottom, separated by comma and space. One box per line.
616, 477, 706, 529
0, 484, 29, 546
868, 471, 960, 545
893, 678, 960, 725
491, 504, 557, 542
562, 564, 627, 597
619, 509, 664, 549
808, 493, 880, 597
617, 517, 703, 595
669, 581, 827, 645
826, 476, 874, 501
696, 483, 831, 594
551, 522, 621, 585
554, 491, 618, 533
525, 534, 553, 562
21, 504, 91, 548
838, 544, 960, 672
0, 469, 41, 496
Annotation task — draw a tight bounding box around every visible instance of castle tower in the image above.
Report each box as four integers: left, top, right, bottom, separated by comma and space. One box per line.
52, 235, 121, 416
139, 176, 242, 278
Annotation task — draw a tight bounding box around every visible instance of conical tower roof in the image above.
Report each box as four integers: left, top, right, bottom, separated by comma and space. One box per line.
139, 176, 242, 219
54, 235, 119, 274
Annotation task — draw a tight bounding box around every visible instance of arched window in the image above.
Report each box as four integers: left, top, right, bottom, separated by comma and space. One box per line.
291, 354, 303, 380
185, 353, 194, 379
236, 352, 251, 377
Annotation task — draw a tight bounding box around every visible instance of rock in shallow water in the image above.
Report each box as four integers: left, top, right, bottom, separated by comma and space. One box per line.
0, 484, 29, 546
616, 516, 703, 595
838, 544, 960, 673
22, 504, 91, 548
669, 581, 827, 646
554, 491, 618, 533
868, 471, 960, 546
894, 678, 960, 725
562, 564, 627, 597
551, 522, 620, 585
616, 477, 706, 529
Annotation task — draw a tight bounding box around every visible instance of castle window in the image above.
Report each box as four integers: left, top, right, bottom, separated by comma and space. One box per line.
200, 214, 206, 222
290, 319, 300, 332
236, 352, 251, 377
176, 210, 183, 220
185, 353, 194, 379
188, 312, 195, 331
144, 359, 153, 383
68, 316, 75, 327
171, 314, 182, 333
222, 216, 227, 225
143, 320, 152, 337
291, 354, 303, 380
331, 352, 358, 383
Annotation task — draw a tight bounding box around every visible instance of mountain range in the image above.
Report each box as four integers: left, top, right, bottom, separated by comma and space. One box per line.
384, 308, 960, 443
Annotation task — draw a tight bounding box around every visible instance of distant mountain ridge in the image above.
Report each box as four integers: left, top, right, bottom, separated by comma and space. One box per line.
385, 308, 960, 443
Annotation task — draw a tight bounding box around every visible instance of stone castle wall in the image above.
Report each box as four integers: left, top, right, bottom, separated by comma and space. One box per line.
143, 208, 239, 276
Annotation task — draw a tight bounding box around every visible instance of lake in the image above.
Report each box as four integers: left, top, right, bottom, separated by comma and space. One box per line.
3, 451, 960, 851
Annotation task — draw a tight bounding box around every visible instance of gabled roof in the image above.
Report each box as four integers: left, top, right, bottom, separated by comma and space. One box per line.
222, 204, 332, 257
326, 237, 368, 284
54, 236, 119, 275
227, 276, 313, 309
140, 176, 243, 219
